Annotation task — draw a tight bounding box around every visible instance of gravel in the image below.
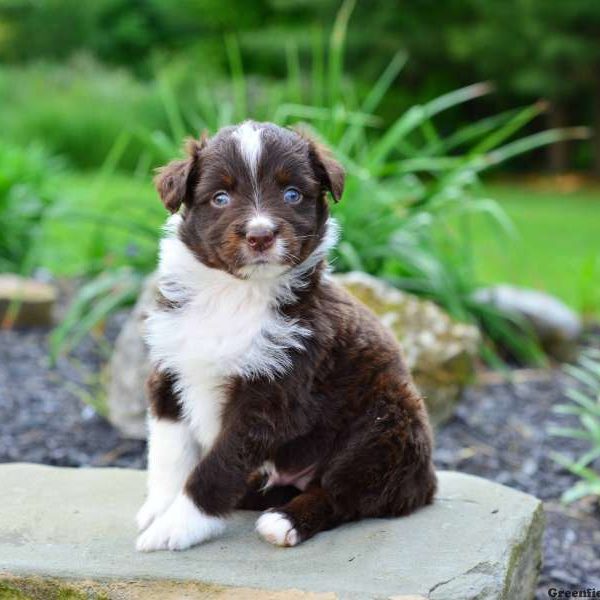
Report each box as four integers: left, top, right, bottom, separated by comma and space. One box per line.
0, 321, 145, 468
0, 323, 598, 597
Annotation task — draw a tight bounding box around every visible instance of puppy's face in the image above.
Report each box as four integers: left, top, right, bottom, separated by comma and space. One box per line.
155, 122, 344, 277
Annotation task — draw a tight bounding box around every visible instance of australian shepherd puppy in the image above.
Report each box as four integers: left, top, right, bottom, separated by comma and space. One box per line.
135, 121, 436, 552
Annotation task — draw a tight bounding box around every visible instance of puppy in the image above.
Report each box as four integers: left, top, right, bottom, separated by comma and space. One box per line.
136, 121, 436, 552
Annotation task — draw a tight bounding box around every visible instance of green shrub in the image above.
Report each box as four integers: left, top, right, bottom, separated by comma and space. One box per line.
550, 348, 600, 504
52, 1, 586, 362
0, 57, 171, 172
0, 141, 65, 274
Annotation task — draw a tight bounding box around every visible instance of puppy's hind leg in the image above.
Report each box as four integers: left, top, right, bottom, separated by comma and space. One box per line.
255, 397, 437, 547
255, 485, 338, 547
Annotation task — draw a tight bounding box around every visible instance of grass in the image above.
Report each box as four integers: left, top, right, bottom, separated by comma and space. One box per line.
471, 183, 600, 318
38, 171, 159, 277
0, 59, 171, 172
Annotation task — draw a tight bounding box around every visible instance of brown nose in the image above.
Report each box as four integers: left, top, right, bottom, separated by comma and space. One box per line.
246, 226, 275, 252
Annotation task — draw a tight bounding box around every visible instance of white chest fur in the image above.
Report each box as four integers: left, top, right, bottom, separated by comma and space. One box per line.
144, 216, 313, 451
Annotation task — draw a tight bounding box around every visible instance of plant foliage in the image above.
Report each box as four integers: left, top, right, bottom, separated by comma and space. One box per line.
0, 142, 64, 274
51, 1, 587, 362
550, 347, 600, 504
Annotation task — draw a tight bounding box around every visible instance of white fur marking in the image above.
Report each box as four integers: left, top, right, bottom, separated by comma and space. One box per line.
256, 512, 299, 547
247, 214, 275, 231
233, 121, 262, 178
136, 418, 200, 532
146, 214, 316, 389
136, 493, 226, 552
259, 460, 277, 477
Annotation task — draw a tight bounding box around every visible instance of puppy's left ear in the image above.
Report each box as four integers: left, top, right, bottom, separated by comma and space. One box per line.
293, 127, 345, 202
154, 135, 207, 213
308, 139, 345, 202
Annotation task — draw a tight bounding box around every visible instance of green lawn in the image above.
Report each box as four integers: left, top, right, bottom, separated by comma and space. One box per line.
472, 183, 600, 318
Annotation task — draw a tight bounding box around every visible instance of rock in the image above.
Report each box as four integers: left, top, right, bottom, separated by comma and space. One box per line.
105, 274, 157, 439
0, 463, 543, 600
0, 274, 56, 327
473, 285, 582, 361
333, 272, 480, 425
106, 272, 480, 437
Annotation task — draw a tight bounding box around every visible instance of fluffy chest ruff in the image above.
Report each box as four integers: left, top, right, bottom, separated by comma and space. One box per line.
145, 214, 334, 450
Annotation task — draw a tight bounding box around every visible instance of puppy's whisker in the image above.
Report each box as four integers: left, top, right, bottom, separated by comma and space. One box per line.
282, 250, 301, 262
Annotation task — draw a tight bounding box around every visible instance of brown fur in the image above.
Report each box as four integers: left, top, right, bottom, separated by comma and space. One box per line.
147, 369, 181, 421
148, 121, 436, 545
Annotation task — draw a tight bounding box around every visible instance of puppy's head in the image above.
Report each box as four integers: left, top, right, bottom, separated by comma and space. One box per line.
154, 121, 344, 277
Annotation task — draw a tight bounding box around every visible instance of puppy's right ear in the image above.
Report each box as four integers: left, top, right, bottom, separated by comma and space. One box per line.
154, 135, 207, 213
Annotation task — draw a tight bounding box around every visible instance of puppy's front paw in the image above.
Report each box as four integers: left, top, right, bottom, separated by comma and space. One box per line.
136, 494, 175, 532
256, 511, 299, 547
136, 493, 225, 552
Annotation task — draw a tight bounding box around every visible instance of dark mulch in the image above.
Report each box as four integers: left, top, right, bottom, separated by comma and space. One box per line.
0, 321, 145, 468
0, 324, 599, 597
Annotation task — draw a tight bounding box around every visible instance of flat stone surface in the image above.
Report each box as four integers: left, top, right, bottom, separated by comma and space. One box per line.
0, 464, 543, 599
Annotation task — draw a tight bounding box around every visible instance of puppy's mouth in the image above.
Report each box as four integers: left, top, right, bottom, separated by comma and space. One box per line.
245, 252, 279, 266
236, 238, 291, 277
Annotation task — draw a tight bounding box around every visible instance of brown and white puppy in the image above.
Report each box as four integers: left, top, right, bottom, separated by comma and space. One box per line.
136, 121, 436, 552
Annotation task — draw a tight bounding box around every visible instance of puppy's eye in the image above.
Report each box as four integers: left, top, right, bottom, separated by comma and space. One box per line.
211, 191, 230, 208
283, 187, 302, 205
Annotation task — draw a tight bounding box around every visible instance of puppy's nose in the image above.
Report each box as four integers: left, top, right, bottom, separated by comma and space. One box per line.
246, 226, 275, 251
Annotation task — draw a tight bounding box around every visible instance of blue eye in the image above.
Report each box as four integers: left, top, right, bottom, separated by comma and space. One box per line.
283, 187, 302, 204
211, 191, 230, 208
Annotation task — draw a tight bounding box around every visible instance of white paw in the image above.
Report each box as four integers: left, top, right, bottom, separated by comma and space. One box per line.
255, 511, 299, 547
136, 494, 176, 532
136, 493, 226, 552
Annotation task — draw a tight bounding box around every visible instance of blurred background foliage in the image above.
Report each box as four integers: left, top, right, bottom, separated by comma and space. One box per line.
1, 0, 599, 172
0, 0, 598, 363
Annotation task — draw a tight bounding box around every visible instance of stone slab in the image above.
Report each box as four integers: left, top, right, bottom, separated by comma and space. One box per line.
0, 464, 543, 600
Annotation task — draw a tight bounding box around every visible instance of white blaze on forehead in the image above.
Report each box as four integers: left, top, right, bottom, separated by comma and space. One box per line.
233, 121, 262, 178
